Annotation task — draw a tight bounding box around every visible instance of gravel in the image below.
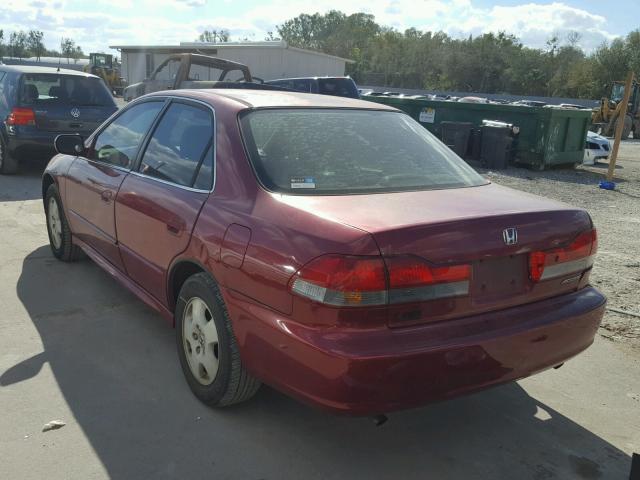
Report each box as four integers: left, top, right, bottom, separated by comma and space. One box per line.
475, 140, 640, 348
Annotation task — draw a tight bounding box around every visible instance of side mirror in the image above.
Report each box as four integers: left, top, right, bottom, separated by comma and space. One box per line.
55, 134, 85, 156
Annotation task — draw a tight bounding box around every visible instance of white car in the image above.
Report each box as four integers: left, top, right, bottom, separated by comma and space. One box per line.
584, 130, 611, 165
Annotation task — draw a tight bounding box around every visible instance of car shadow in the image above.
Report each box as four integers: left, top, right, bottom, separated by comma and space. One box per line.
3, 246, 631, 479
0, 156, 49, 202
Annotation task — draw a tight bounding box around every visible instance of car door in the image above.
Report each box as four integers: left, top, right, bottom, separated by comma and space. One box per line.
65, 100, 166, 270
115, 99, 214, 303
144, 57, 184, 94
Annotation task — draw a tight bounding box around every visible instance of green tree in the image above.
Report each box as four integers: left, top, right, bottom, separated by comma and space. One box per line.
275, 10, 640, 99
60, 38, 76, 63
197, 29, 230, 43
27, 30, 45, 61
9, 31, 29, 59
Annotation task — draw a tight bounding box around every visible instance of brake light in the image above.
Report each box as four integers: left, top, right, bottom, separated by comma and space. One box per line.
290, 255, 386, 306
289, 254, 470, 307
528, 229, 597, 282
386, 256, 470, 304
6, 108, 36, 126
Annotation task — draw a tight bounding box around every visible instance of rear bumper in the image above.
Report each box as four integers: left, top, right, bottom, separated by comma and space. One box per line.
225, 287, 606, 416
7, 129, 92, 159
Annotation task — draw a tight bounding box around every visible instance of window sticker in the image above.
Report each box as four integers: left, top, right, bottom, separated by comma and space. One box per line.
290, 177, 316, 189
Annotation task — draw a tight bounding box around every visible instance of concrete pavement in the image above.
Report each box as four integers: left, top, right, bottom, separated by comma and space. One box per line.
0, 160, 638, 479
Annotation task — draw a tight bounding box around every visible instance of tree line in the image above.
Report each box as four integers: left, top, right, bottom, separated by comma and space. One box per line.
0, 29, 84, 64
276, 11, 640, 99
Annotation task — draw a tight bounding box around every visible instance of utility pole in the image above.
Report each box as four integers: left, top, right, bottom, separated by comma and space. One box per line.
606, 70, 635, 182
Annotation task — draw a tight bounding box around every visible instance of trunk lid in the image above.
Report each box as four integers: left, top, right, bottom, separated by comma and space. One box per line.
280, 183, 593, 327
19, 72, 117, 136
32, 104, 116, 136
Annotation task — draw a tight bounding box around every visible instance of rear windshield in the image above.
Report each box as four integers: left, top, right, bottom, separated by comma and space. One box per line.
318, 78, 359, 98
240, 109, 488, 195
20, 74, 114, 107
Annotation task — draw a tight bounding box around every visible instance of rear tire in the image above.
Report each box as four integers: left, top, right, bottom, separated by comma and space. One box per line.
45, 184, 83, 262
0, 136, 19, 175
175, 272, 261, 407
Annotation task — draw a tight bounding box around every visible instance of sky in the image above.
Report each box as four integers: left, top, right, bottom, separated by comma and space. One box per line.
1, 0, 638, 56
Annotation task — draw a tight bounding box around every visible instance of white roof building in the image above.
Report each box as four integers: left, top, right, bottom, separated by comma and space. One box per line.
109, 41, 352, 84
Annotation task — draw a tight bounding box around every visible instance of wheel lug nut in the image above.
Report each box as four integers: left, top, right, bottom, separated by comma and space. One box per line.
196, 346, 201, 354
192, 332, 198, 340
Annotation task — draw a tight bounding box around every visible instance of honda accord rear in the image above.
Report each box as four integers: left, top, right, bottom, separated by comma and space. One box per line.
45, 89, 604, 416
228, 105, 606, 415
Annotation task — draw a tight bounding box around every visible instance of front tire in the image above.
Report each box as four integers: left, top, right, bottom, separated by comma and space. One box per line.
0, 136, 19, 175
45, 184, 83, 261
176, 272, 261, 407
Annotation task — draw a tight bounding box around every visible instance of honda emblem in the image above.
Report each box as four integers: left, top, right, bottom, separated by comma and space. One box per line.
503, 227, 518, 245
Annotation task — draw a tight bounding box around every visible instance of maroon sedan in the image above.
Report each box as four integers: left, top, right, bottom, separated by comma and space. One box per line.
42, 90, 605, 415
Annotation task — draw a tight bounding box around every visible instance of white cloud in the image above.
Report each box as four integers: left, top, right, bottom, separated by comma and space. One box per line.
0, 0, 621, 55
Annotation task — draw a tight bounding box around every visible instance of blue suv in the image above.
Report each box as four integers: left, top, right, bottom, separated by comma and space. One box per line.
0, 65, 118, 174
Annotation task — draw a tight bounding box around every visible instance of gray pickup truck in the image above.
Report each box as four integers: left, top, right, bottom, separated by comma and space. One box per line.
123, 54, 259, 101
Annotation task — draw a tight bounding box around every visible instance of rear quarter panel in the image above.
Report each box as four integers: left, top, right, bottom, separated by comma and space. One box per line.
174, 93, 380, 315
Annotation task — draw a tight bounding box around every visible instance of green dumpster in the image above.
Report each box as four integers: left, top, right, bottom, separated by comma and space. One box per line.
364, 96, 592, 169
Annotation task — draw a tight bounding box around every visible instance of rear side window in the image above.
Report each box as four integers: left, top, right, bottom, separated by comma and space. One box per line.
240, 109, 487, 195
91, 101, 164, 168
318, 78, 359, 98
139, 102, 213, 188
20, 74, 114, 106
193, 145, 214, 190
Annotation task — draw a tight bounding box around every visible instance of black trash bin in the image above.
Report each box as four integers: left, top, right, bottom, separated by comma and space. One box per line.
440, 121, 473, 158
480, 120, 518, 169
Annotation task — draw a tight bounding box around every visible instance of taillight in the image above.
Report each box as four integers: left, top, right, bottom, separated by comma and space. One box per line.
528, 229, 597, 282
289, 254, 470, 307
386, 256, 470, 304
6, 108, 36, 126
290, 255, 387, 306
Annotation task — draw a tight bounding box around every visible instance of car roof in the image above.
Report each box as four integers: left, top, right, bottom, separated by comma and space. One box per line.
268, 77, 353, 81
155, 89, 398, 111
0, 65, 98, 78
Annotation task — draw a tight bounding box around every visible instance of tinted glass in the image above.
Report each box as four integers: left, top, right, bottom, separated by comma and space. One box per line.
318, 78, 359, 98
91, 101, 164, 168
20, 74, 114, 106
0, 72, 13, 111
266, 79, 312, 92
139, 103, 212, 187
193, 145, 214, 190
240, 109, 487, 195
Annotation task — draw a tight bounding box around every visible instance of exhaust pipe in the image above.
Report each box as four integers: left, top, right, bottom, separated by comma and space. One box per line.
371, 414, 388, 426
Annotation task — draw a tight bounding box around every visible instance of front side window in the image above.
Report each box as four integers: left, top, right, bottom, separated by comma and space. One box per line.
240, 109, 488, 195
91, 101, 164, 168
139, 102, 213, 188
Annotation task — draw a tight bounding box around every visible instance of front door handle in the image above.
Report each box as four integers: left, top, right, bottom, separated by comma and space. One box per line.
101, 190, 113, 202
166, 223, 181, 235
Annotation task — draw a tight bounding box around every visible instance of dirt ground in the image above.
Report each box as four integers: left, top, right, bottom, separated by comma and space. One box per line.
477, 141, 640, 351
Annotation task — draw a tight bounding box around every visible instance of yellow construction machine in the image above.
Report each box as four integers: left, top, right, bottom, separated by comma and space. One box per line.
591, 80, 640, 139
84, 53, 127, 96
